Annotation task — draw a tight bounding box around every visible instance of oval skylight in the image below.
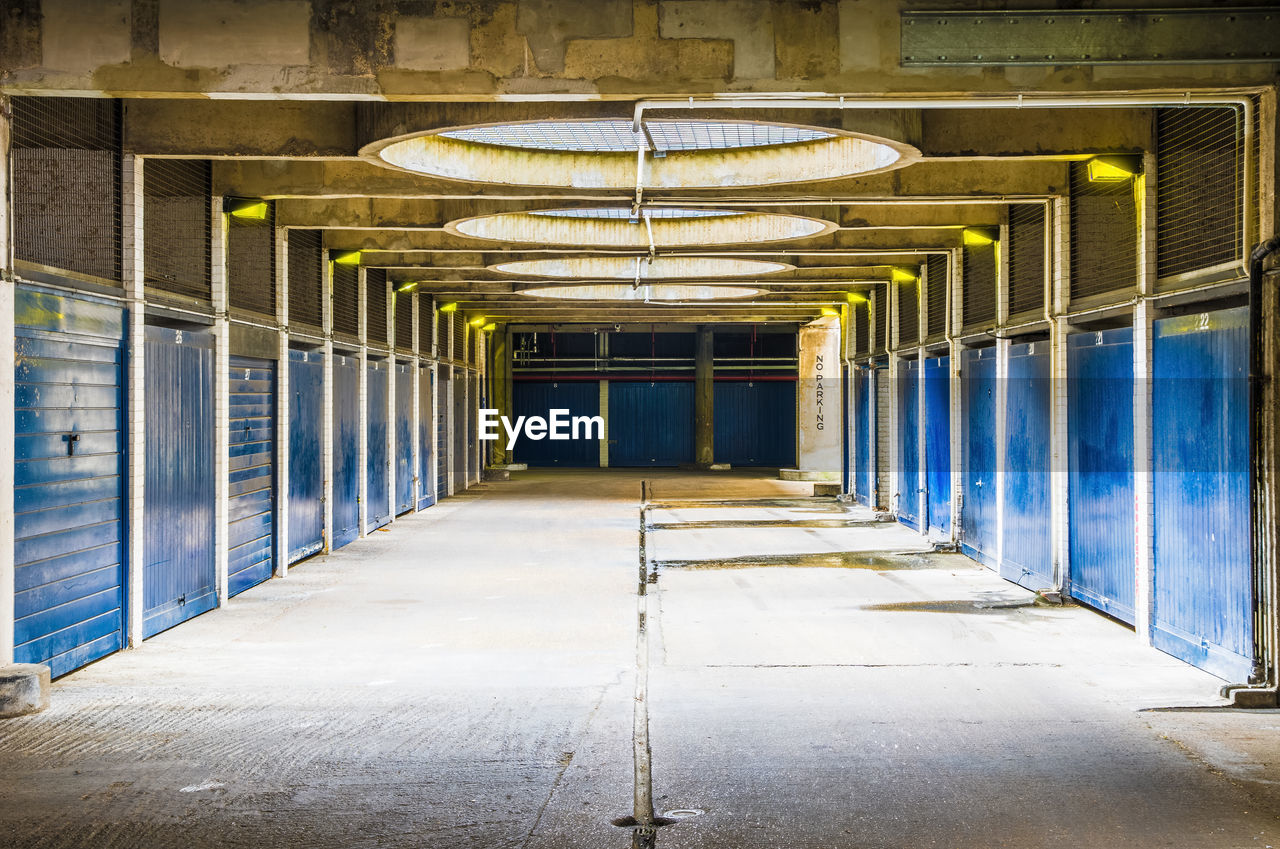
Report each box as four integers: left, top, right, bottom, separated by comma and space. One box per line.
452, 208, 834, 249
520, 284, 764, 301
367, 119, 915, 189
439, 119, 834, 153
490, 256, 793, 279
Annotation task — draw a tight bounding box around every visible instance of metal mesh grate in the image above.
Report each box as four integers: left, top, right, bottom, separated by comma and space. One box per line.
872, 286, 887, 353
1156, 106, 1244, 282
227, 201, 276, 317
528, 207, 744, 220
366, 268, 388, 346
11, 96, 121, 282
452, 313, 466, 364
925, 254, 948, 338
419, 298, 434, 355
961, 242, 996, 328
1007, 203, 1046, 317
331, 261, 359, 339
287, 229, 323, 329
394, 289, 414, 352
854, 301, 870, 356
144, 159, 211, 301
1069, 161, 1137, 301
897, 273, 919, 348
440, 120, 834, 153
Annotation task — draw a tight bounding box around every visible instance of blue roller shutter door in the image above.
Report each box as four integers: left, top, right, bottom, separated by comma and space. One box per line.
366, 360, 391, 531
1002, 342, 1053, 589
961, 347, 998, 566
227, 356, 275, 597
897, 360, 921, 529
331, 354, 359, 550
513, 381, 601, 467
608, 381, 694, 467
287, 349, 324, 562
924, 356, 951, 536
713, 380, 796, 468
395, 363, 414, 514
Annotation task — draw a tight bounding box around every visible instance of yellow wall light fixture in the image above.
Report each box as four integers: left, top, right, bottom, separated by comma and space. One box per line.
438, 302, 458, 314
890, 267, 919, 284
962, 226, 999, 247
846, 292, 868, 304
468, 315, 487, 327
481, 322, 497, 333
396, 281, 420, 293
820, 306, 841, 317
224, 197, 269, 220
331, 250, 362, 266
1086, 155, 1141, 182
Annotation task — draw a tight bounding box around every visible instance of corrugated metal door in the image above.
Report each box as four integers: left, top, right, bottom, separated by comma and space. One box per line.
713, 380, 796, 467
436, 367, 448, 496
961, 347, 998, 566
1152, 306, 1252, 680
395, 362, 414, 514
1068, 328, 1135, 622
143, 325, 216, 637
287, 349, 323, 562
1002, 341, 1053, 589
512, 380, 600, 467
227, 356, 275, 597
14, 286, 125, 677
897, 359, 921, 529
418, 364, 435, 510
924, 355, 951, 536
609, 381, 694, 467
331, 353, 359, 550
366, 359, 391, 531
452, 371, 467, 487
854, 368, 871, 506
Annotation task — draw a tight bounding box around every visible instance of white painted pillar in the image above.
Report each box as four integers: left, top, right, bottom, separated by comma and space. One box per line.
122, 156, 146, 647
994, 336, 1009, 571
274, 225, 290, 576
0, 102, 14, 664
321, 257, 334, 553
212, 199, 230, 607
410, 292, 421, 509
445, 311, 456, 496
430, 299, 439, 504
949, 248, 964, 542
917, 344, 927, 533
383, 276, 394, 521
1132, 154, 1158, 644
887, 279, 900, 513
789, 315, 842, 481
356, 267, 368, 536
1049, 316, 1071, 590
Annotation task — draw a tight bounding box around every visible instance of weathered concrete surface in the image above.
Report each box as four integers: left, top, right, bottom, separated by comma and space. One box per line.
0, 663, 50, 717
0, 471, 1277, 848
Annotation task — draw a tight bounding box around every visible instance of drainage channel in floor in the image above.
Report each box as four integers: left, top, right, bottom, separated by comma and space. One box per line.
650, 550, 948, 571
646, 518, 888, 530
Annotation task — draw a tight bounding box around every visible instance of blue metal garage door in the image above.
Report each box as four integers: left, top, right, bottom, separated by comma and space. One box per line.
1068, 328, 1135, 623
713, 380, 795, 467
418, 364, 435, 510
367, 360, 391, 531
436, 367, 448, 497
854, 367, 872, 506
395, 362, 414, 514
1002, 341, 1053, 590
961, 346, 998, 566
331, 353, 359, 550
513, 380, 600, 467
897, 359, 921, 529
144, 325, 216, 637
924, 355, 951, 536
227, 356, 275, 597
287, 349, 323, 563
608, 381, 694, 467
1152, 306, 1251, 681
14, 286, 126, 677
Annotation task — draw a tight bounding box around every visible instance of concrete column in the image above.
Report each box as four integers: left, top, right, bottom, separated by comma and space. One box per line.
1049, 316, 1071, 589
274, 225, 290, 575
212, 199, 230, 607
0, 102, 14, 665
445, 366, 455, 496
694, 325, 714, 468
783, 315, 842, 482
916, 344, 927, 533
599, 380, 610, 468
430, 300, 439, 503
356, 267, 368, 536
994, 336, 1009, 571
122, 156, 146, 646
382, 277, 394, 521
887, 354, 900, 514
321, 259, 334, 553
1133, 300, 1155, 646
490, 328, 511, 466
949, 248, 964, 543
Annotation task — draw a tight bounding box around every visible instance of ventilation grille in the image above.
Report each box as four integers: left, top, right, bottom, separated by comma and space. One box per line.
144, 159, 211, 302
227, 200, 275, 318
11, 97, 121, 282
419, 298, 435, 355
395, 290, 414, 352
897, 273, 919, 348
961, 242, 996, 329
1069, 161, 1137, 301
452, 312, 466, 364
331, 262, 359, 339
872, 286, 887, 353
1156, 106, 1245, 284
854, 301, 870, 356
1007, 203, 1046, 317
925, 254, 948, 338
366, 268, 388, 347
287, 229, 323, 330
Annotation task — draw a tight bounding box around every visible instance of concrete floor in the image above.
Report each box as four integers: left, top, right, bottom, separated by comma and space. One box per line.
1, 470, 1278, 848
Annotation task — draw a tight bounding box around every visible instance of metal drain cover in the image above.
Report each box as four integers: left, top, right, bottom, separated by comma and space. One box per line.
663, 809, 704, 820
